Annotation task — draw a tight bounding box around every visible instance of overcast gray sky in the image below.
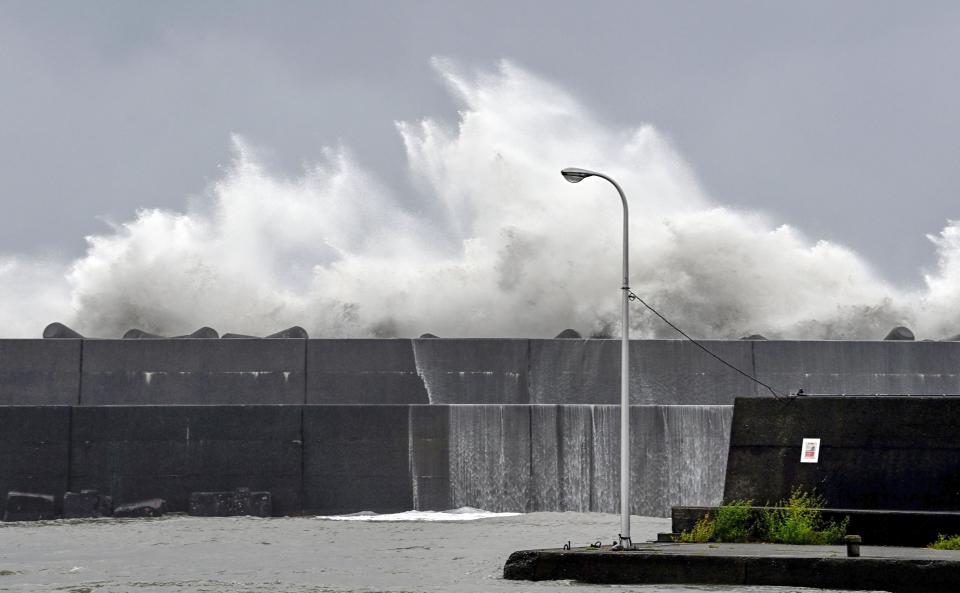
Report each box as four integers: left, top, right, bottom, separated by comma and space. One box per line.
2, 0, 959, 284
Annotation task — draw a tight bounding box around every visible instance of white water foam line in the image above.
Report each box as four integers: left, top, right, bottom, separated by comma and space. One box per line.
315, 507, 520, 522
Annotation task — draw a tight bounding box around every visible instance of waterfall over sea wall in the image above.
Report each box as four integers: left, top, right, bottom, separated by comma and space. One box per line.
446, 405, 733, 517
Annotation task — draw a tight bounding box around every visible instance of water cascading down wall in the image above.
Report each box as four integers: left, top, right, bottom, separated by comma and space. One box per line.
2, 338, 959, 517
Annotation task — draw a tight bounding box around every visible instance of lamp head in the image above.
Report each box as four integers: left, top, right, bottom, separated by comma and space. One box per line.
561, 167, 596, 183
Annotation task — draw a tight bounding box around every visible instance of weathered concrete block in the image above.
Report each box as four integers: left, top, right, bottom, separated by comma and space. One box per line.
528, 340, 757, 405
0, 340, 81, 405
189, 491, 232, 516
42, 322, 82, 339
0, 406, 71, 518
113, 498, 166, 517
267, 326, 308, 339
412, 338, 530, 404
303, 405, 412, 513
188, 488, 272, 517
71, 406, 302, 514
3, 491, 55, 521
80, 339, 306, 405
752, 341, 960, 395
306, 339, 428, 404
63, 490, 112, 518
249, 491, 272, 517
724, 397, 960, 510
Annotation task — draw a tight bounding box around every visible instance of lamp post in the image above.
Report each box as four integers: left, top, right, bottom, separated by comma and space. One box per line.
561, 167, 633, 550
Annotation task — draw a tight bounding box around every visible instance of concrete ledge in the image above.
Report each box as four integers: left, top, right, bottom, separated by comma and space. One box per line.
503, 543, 960, 592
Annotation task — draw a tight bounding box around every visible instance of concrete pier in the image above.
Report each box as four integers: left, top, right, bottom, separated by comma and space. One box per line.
503, 543, 960, 592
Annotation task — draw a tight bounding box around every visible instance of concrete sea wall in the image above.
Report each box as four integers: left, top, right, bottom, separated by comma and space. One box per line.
4, 338, 960, 518
0, 404, 731, 518
4, 338, 960, 406
724, 396, 960, 510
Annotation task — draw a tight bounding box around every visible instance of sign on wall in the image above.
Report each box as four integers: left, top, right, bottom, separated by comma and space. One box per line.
800, 438, 821, 463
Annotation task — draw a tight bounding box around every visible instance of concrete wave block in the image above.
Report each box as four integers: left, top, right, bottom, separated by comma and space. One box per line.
885, 326, 915, 341
63, 490, 112, 518
3, 491, 55, 521
266, 326, 308, 339
174, 327, 219, 339
188, 487, 271, 517
113, 498, 167, 517
42, 322, 83, 339
123, 329, 164, 339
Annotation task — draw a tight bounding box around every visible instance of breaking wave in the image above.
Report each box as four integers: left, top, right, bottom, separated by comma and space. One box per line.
3, 58, 959, 339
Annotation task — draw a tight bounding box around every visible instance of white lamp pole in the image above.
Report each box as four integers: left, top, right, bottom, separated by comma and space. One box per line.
561, 167, 633, 549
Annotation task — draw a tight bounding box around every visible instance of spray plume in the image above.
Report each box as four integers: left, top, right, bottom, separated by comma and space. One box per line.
3, 58, 959, 339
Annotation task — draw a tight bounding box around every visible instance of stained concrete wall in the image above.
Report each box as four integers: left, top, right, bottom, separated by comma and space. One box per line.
3, 338, 960, 405
306, 340, 427, 404
81, 340, 306, 405
70, 406, 303, 514
0, 340, 80, 405
302, 405, 412, 513
724, 397, 960, 510
0, 403, 733, 518
0, 406, 70, 514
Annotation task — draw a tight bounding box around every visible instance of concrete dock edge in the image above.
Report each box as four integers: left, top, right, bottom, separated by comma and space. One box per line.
503, 546, 960, 593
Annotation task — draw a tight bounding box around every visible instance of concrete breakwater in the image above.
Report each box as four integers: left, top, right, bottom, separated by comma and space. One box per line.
0, 404, 730, 518
4, 338, 960, 406
3, 338, 960, 519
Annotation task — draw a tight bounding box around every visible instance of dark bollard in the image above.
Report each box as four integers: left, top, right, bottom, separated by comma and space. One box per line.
844, 535, 862, 557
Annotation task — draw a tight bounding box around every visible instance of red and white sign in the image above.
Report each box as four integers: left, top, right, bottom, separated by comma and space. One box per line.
800, 438, 821, 463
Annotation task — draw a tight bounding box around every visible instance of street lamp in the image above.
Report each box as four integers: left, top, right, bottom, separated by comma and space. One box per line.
561, 167, 633, 550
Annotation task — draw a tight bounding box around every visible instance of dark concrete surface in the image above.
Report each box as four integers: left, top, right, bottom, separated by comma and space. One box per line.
0, 406, 71, 517
302, 405, 412, 513
0, 340, 81, 405
412, 338, 530, 404
306, 339, 427, 404
752, 340, 960, 396
3, 491, 55, 521
63, 490, 113, 518
0, 403, 735, 517
2, 338, 960, 406
503, 542, 960, 592
409, 405, 451, 510
70, 406, 302, 514
724, 397, 960, 511
80, 339, 305, 405
113, 498, 167, 517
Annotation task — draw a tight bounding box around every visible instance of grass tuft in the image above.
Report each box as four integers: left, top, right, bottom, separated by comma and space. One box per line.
679, 487, 848, 545
930, 534, 960, 550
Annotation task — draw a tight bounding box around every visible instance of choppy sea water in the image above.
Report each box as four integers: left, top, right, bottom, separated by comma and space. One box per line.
0, 510, 887, 593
